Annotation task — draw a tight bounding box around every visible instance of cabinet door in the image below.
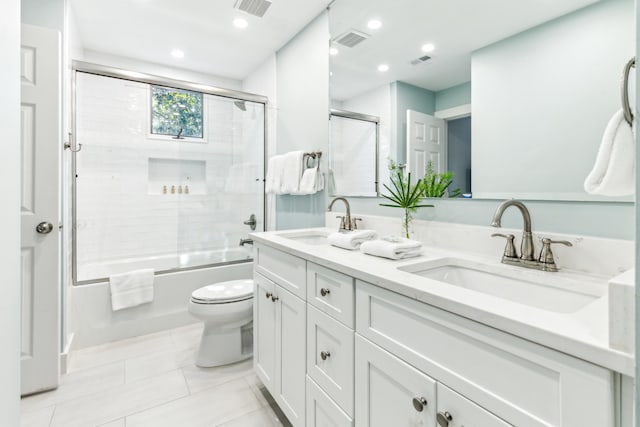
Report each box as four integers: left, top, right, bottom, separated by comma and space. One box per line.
307, 305, 354, 416
254, 273, 277, 392
275, 285, 307, 426
355, 335, 437, 427
307, 375, 353, 427
436, 383, 511, 427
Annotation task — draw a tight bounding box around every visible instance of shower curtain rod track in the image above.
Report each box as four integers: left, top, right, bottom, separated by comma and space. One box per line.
72, 60, 268, 104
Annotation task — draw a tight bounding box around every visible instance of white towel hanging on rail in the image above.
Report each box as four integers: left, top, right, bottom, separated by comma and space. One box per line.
584, 109, 635, 196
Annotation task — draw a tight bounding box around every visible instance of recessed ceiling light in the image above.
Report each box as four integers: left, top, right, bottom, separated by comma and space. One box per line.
329, 47, 339, 56
421, 43, 435, 53
233, 17, 248, 29
171, 49, 184, 59
377, 64, 389, 72
367, 19, 382, 30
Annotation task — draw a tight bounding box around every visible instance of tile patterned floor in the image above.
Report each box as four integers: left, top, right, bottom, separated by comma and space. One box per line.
21, 323, 291, 427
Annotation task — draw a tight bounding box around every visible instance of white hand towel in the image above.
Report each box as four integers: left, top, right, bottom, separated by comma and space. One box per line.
315, 169, 325, 192
297, 168, 318, 195
109, 268, 155, 311
265, 155, 285, 194
328, 230, 378, 250
360, 236, 423, 260
584, 109, 635, 196
281, 151, 305, 194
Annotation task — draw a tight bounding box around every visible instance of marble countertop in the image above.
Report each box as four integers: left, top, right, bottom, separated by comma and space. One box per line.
251, 227, 634, 377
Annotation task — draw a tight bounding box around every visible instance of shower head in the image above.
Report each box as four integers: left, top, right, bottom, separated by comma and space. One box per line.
233, 100, 247, 111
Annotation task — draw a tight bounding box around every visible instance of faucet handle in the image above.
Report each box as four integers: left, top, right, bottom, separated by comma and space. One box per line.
491, 233, 518, 259
335, 215, 346, 231
351, 217, 362, 230
538, 238, 572, 271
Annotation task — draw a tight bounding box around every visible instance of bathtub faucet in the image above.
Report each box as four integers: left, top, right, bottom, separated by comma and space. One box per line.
239, 238, 253, 246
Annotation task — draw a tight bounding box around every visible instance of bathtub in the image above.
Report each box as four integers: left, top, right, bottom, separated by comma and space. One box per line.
69, 247, 254, 349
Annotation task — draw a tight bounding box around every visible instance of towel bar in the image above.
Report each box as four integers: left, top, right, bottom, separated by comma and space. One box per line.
622, 57, 635, 125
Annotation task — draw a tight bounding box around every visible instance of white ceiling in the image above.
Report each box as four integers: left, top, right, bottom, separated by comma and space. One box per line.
70, 0, 332, 81
329, 0, 602, 100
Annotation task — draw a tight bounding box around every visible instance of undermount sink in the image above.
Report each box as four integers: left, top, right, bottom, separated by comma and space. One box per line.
398, 258, 604, 314
275, 230, 329, 245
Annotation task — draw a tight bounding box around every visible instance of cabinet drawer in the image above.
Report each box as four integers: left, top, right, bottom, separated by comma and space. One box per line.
355, 335, 436, 427
307, 305, 354, 417
437, 383, 511, 427
356, 280, 614, 427
307, 375, 353, 427
255, 244, 306, 299
307, 262, 355, 328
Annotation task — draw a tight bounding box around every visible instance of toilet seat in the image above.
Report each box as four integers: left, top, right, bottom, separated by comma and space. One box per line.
191, 279, 253, 304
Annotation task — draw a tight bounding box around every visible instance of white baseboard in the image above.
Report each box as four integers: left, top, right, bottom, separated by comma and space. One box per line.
60, 332, 75, 375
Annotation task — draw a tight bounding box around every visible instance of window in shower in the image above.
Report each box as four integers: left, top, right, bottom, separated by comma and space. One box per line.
151, 86, 203, 138
74, 72, 265, 283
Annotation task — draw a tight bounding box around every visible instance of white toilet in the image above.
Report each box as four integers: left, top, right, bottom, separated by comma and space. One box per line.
188, 279, 254, 368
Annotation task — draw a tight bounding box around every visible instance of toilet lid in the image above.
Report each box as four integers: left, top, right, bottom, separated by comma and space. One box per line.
191, 279, 253, 304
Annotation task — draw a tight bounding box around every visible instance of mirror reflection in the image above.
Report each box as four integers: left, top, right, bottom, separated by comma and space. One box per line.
328, 0, 634, 201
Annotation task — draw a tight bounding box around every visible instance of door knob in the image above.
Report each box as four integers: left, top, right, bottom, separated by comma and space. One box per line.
320, 288, 331, 297
412, 397, 428, 412
36, 222, 54, 234
320, 351, 331, 360
271, 295, 279, 302
436, 411, 453, 427
265, 292, 272, 299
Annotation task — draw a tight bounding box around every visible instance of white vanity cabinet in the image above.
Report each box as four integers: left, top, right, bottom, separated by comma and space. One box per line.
253, 242, 620, 427
356, 281, 615, 427
254, 246, 307, 427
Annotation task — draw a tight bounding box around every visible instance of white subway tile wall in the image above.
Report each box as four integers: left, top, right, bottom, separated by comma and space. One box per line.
75, 73, 264, 281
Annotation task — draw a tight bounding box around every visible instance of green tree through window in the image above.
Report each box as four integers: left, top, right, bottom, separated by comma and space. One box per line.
151, 86, 203, 138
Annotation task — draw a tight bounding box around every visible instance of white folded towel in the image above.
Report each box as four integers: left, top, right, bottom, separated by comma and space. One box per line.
584, 109, 635, 196
297, 168, 318, 195
360, 236, 423, 260
328, 230, 378, 250
281, 151, 305, 194
265, 155, 285, 194
109, 268, 155, 311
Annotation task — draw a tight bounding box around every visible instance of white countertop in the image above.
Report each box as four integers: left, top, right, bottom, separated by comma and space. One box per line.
251, 226, 634, 377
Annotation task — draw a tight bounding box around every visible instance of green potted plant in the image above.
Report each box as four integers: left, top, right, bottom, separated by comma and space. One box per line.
421, 160, 462, 198
380, 161, 433, 238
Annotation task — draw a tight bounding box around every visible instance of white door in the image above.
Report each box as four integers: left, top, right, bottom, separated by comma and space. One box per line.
355, 335, 437, 427
20, 24, 61, 395
406, 110, 447, 179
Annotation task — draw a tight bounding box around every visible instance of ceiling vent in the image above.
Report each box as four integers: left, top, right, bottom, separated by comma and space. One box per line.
334, 30, 370, 48
234, 0, 272, 18
410, 55, 432, 66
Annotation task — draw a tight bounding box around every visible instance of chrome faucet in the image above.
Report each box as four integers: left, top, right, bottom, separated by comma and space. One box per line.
239, 238, 253, 246
490, 199, 572, 272
491, 200, 535, 261
327, 197, 359, 232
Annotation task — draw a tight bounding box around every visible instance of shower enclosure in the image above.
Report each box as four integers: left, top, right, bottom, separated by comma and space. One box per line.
71, 64, 266, 284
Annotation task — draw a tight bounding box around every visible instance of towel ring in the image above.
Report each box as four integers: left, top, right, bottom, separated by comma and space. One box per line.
621, 57, 635, 125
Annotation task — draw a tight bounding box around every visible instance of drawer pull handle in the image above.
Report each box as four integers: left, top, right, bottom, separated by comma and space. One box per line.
320, 351, 331, 360
436, 411, 453, 427
320, 288, 331, 297
412, 397, 428, 412
265, 292, 272, 299
271, 295, 279, 302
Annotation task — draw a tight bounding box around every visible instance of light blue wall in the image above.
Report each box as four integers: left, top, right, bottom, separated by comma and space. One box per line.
392, 81, 435, 163
472, 0, 633, 200
21, 0, 64, 30
275, 12, 330, 230
336, 0, 635, 242
435, 82, 471, 111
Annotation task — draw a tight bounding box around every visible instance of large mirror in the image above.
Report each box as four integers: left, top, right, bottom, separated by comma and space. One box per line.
328, 0, 635, 201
